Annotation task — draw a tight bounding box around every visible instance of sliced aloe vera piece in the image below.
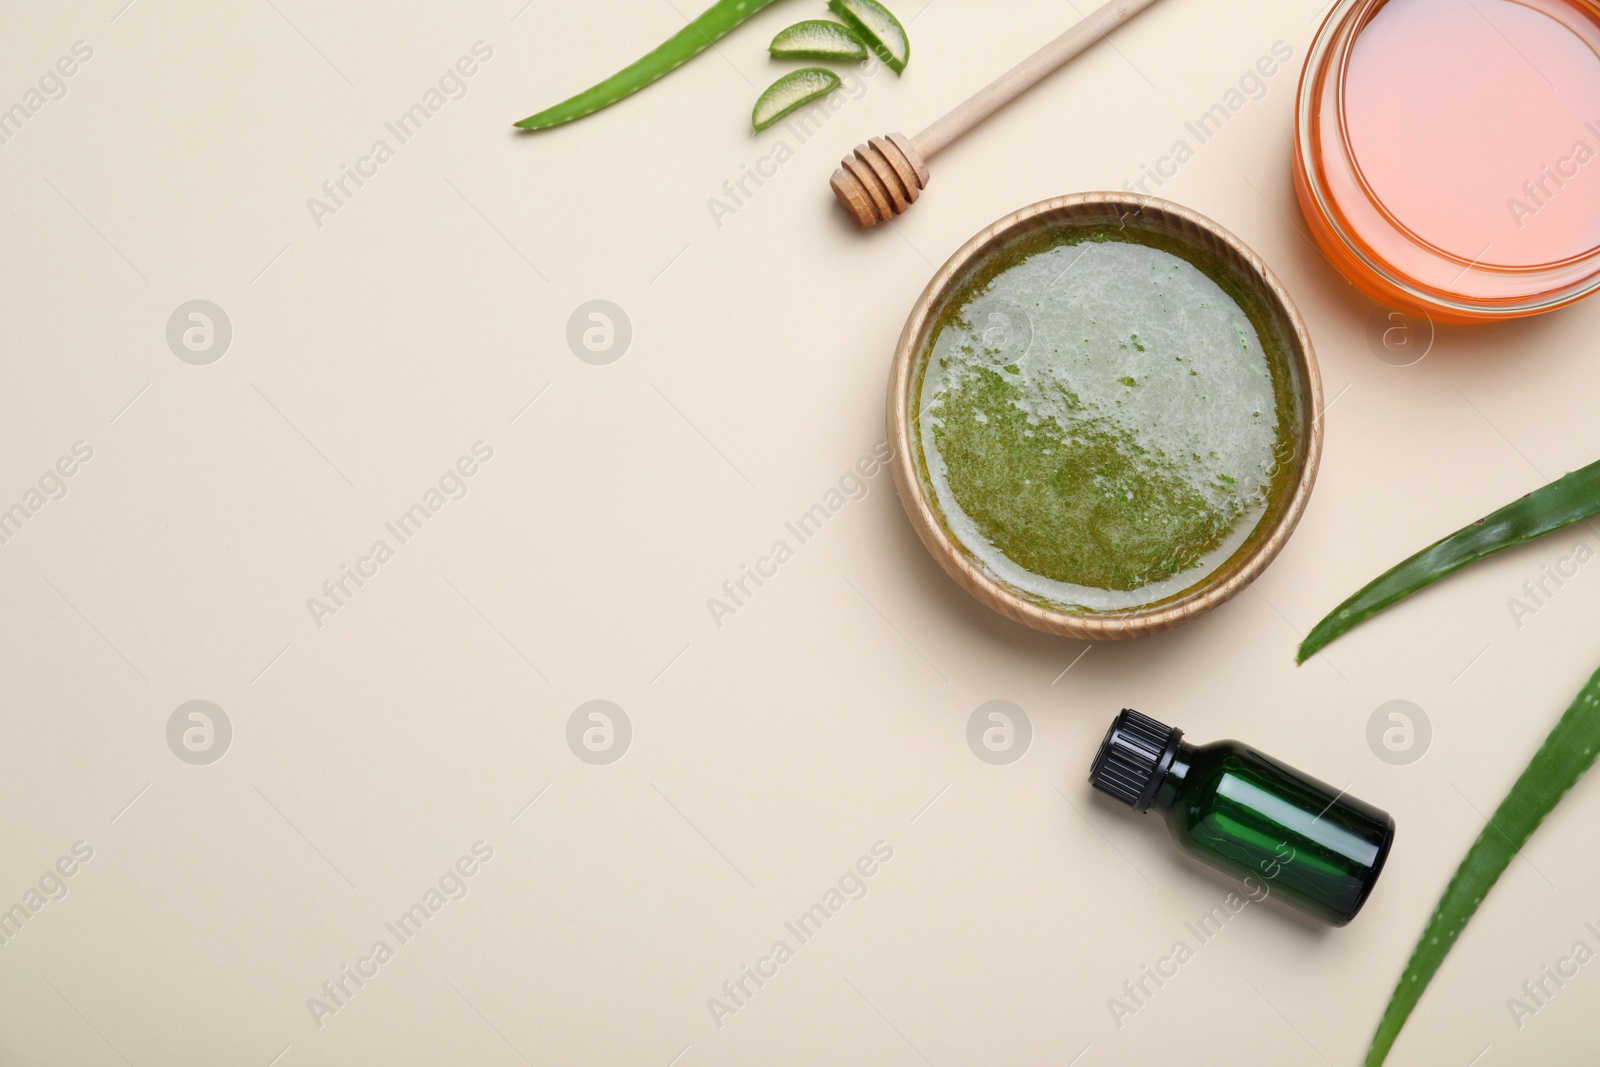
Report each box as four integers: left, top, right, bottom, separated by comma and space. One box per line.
769, 19, 867, 60
752, 68, 842, 132
827, 0, 909, 74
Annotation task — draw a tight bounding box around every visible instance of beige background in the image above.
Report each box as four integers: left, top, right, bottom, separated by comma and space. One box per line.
3, 0, 1599, 1064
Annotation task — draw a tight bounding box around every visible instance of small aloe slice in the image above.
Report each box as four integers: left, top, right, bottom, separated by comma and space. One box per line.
752, 68, 842, 132
1365, 660, 1600, 1064
769, 19, 867, 60
827, 0, 909, 74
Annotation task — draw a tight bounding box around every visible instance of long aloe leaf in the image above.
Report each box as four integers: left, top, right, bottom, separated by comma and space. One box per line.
1299, 458, 1600, 663
515, 0, 786, 130
1366, 660, 1600, 1064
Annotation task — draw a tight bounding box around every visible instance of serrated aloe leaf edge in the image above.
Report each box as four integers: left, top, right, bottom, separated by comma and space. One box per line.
1366, 661, 1600, 1063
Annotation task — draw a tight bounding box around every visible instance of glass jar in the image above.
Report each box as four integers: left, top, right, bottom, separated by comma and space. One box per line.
1295, 0, 1600, 321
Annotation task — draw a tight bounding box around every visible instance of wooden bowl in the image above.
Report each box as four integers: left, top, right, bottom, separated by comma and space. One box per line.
887, 193, 1323, 640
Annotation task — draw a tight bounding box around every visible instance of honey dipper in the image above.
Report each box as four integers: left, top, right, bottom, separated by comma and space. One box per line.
830, 0, 1168, 226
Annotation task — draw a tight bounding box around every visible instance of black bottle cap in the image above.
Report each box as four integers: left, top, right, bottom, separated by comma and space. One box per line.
1089, 709, 1182, 812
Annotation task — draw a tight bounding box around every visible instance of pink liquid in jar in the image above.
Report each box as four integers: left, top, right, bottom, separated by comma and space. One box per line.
1297, 0, 1600, 316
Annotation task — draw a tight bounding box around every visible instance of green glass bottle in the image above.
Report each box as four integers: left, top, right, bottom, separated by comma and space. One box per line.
1088, 708, 1395, 926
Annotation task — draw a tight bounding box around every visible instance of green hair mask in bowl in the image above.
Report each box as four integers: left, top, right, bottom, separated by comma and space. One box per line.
888, 195, 1321, 640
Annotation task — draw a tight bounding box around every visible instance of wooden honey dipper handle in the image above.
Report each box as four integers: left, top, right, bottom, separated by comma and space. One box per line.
831, 0, 1168, 227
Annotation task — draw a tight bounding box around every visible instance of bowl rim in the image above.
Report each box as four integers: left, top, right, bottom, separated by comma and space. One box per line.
886, 191, 1324, 640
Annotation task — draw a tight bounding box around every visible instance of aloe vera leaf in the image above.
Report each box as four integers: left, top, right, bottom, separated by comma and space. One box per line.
515, 0, 787, 130
769, 19, 867, 60
752, 67, 841, 131
1298, 457, 1600, 663
827, 0, 909, 73
1366, 660, 1600, 1064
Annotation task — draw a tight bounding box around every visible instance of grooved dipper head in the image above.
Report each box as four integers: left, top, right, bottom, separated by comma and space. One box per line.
830, 133, 930, 227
